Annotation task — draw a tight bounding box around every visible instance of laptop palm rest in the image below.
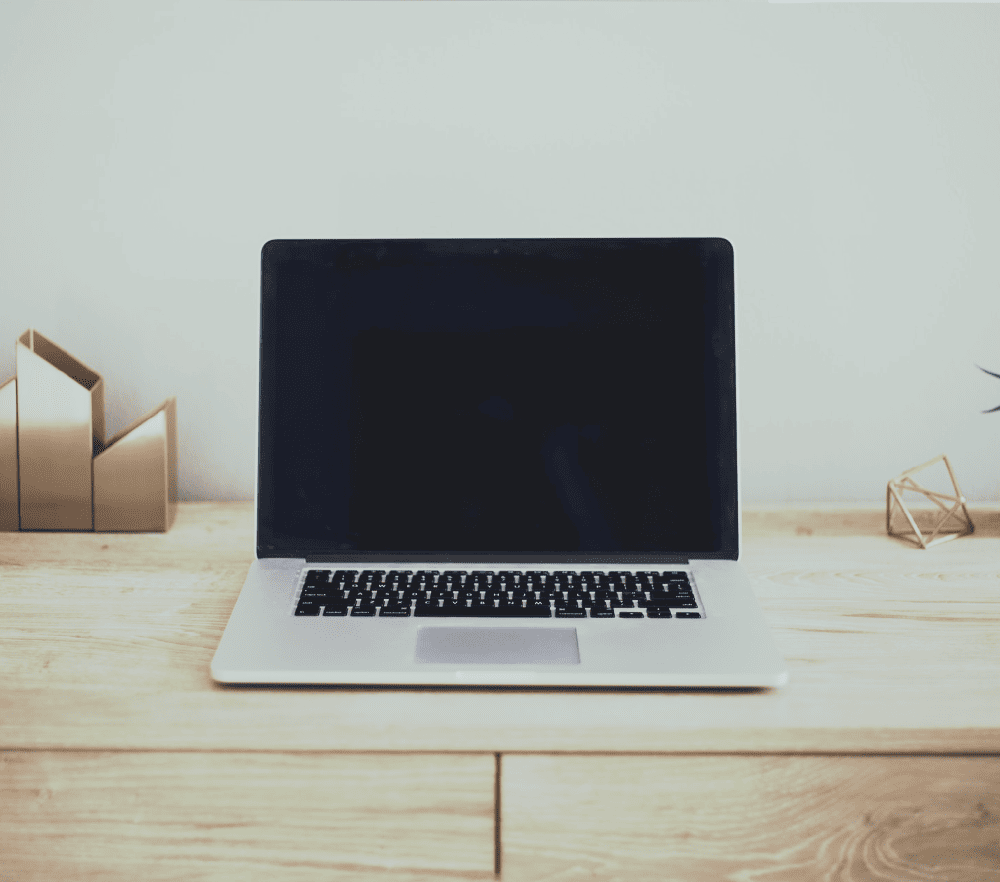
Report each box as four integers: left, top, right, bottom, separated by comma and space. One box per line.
414, 627, 581, 665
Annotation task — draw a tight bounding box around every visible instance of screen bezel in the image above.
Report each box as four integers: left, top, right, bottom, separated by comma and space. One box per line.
255, 238, 738, 563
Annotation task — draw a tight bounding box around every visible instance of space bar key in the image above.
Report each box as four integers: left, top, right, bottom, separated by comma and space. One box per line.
414, 605, 552, 618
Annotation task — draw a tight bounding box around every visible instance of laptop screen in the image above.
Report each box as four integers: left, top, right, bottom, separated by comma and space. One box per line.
257, 239, 737, 562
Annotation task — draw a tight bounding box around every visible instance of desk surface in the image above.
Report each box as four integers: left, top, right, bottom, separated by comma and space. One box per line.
2, 502, 998, 754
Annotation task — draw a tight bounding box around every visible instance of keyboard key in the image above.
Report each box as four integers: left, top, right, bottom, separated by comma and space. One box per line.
648, 600, 698, 613
675, 611, 702, 619
618, 611, 644, 618
555, 609, 587, 618
589, 607, 615, 618
379, 607, 411, 617
414, 604, 550, 618
350, 605, 377, 616
321, 604, 349, 616
646, 608, 673, 618
649, 589, 694, 602
504, 606, 553, 617
295, 603, 320, 616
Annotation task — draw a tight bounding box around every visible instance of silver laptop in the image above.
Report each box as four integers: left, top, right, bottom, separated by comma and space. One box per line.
211, 238, 788, 687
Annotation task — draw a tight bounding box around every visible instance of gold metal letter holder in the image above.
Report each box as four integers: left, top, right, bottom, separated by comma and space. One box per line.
93, 397, 177, 532
0, 377, 17, 530
1, 329, 177, 532
16, 330, 104, 530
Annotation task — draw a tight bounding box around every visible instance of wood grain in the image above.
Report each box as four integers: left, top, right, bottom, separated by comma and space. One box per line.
3, 503, 1000, 880
501, 754, 1000, 882
2, 502, 999, 752
0, 502, 252, 690
0, 750, 496, 881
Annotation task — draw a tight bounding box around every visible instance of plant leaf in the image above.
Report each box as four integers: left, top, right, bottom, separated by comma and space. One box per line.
976, 365, 1000, 411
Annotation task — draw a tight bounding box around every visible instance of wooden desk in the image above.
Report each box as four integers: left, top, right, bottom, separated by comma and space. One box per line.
2, 503, 999, 880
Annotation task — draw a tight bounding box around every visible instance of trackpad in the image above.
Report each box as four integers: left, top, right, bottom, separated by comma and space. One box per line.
415, 627, 581, 665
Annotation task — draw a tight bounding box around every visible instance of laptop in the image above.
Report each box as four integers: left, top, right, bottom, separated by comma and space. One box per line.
211, 238, 789, 687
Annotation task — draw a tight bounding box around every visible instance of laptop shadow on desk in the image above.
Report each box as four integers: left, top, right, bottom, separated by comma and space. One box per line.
212, 683, 771, 695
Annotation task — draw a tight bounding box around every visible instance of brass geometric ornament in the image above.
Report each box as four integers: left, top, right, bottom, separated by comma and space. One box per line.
886, 454, 974, 549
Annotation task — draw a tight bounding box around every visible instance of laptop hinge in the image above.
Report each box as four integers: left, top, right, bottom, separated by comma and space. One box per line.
301, 556, 693, 566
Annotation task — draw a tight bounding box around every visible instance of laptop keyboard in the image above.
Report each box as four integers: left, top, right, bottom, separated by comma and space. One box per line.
294, 569, 702, 619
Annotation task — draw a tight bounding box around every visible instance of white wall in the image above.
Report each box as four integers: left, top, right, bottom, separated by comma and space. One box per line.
1, 1, 998, 503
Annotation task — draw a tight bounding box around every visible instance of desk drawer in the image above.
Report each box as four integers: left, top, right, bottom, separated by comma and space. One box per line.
501, 754, 1000, 881
1, 750, 496, 881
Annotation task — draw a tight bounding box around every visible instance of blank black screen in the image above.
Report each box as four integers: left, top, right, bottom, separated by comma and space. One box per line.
257, 239, 736, 561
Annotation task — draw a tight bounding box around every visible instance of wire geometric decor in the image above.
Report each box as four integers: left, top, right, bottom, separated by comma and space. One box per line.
886, 454, 974, 549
